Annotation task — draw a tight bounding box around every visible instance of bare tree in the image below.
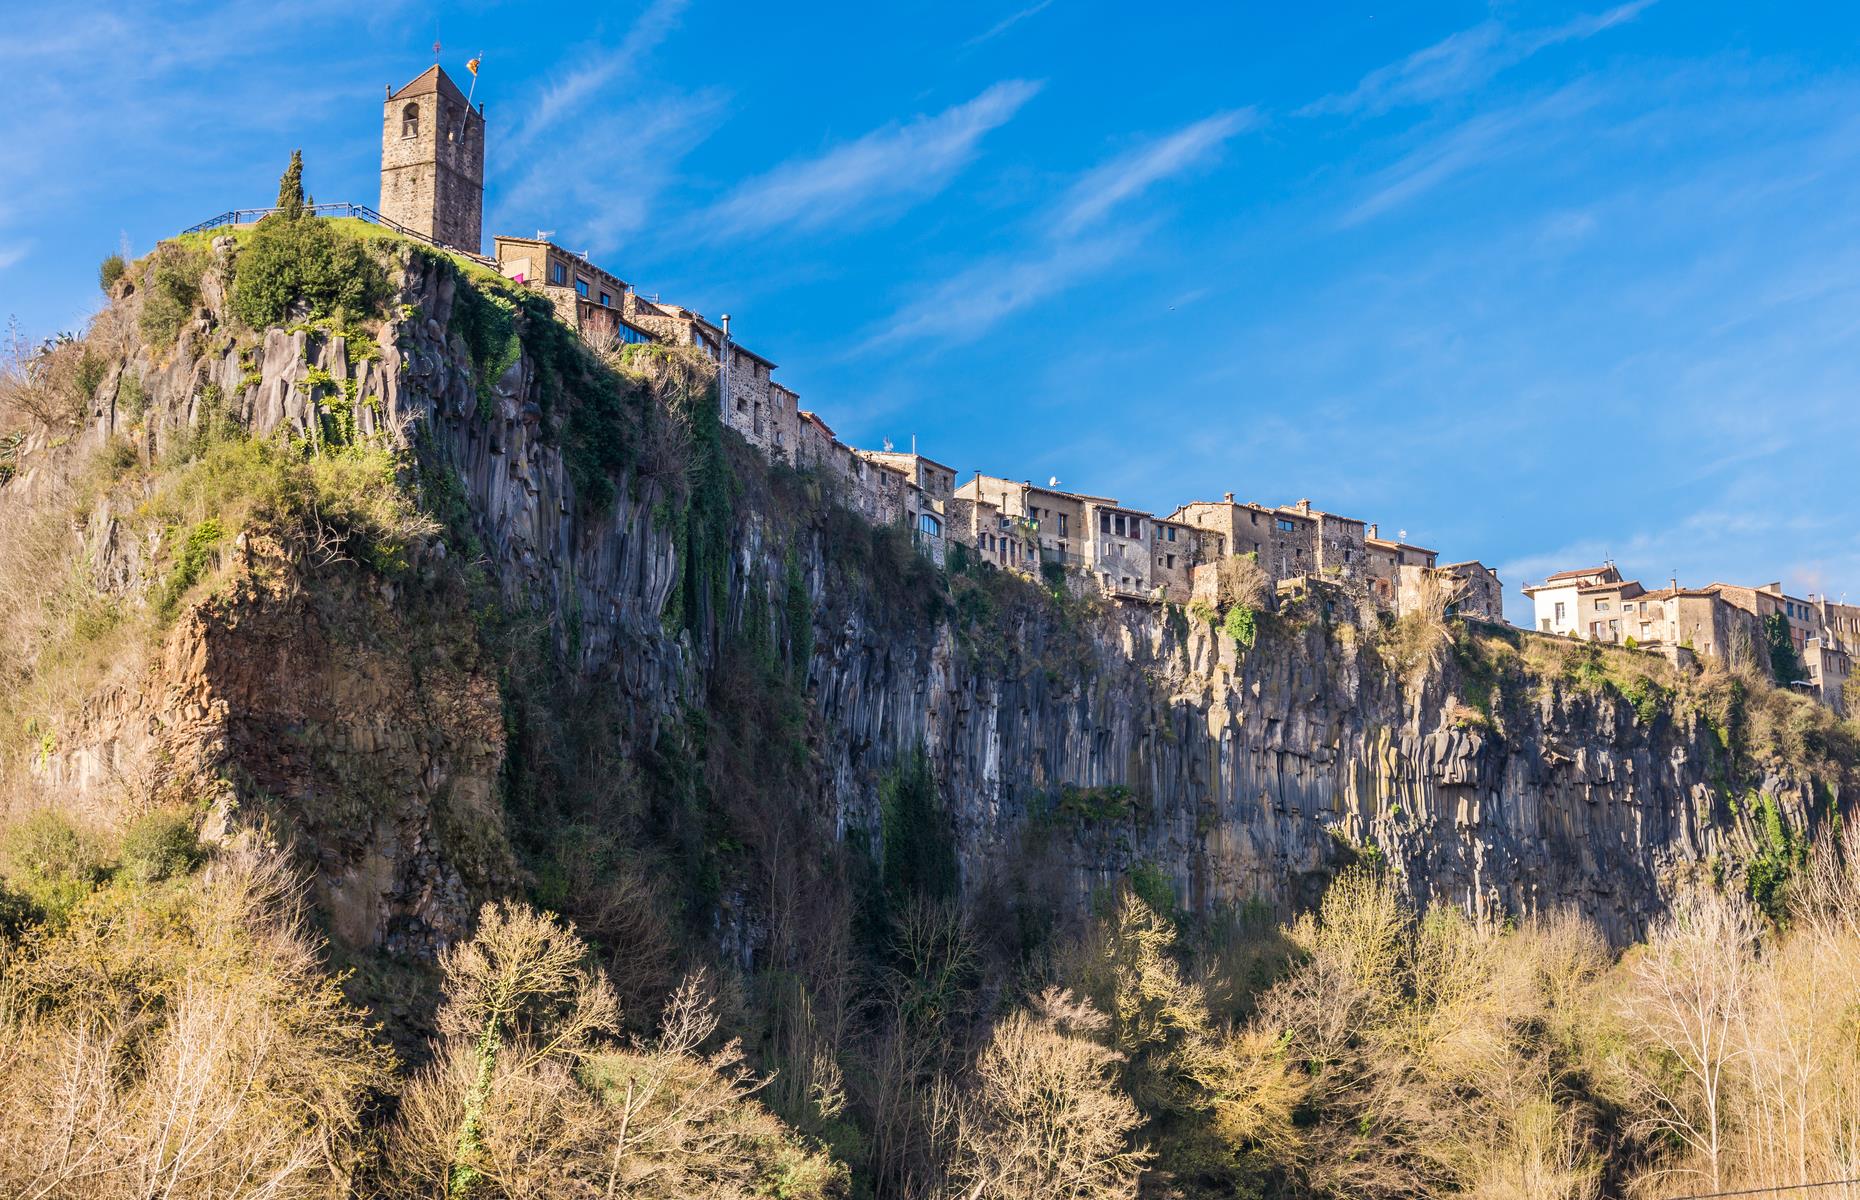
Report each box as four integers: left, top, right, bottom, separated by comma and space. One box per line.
1613, 892, 1759, 1195
950, 987, 1150, 1200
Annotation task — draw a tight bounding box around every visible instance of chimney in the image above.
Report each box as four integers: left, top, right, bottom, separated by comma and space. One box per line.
720, 313, 731, 338
1296, 498, 1312, 514
1223, 491, 1234, 503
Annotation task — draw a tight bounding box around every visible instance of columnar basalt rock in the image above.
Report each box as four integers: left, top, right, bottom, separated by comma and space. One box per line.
26, 249, 1840, 956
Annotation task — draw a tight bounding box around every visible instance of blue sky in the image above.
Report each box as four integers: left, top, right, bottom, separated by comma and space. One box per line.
5, 1, 1859, 622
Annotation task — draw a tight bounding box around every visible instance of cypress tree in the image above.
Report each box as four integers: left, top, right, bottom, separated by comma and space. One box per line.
276, 150, 305, 220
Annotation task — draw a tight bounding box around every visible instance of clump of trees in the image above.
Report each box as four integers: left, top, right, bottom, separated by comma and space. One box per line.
228, 154, 387, 331
0, 821, 847, 1200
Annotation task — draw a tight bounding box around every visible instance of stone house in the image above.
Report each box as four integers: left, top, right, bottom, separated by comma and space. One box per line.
1362, 525, 1440, 609
1522, 564, 1622, 636
858, 451, 955, 562
947, 493, 1039, 573
1170, 495, 1313, 579
1085, 501, 1156, 597
1803, 636, 1852, 714
1707, 582, 1823, 658
1579, 578, 1650, 644
1148, 517, 1207, 602
1436, 561, 1504, 622
1281, 500, 1368, 580
492, 236, 655, 348
954, 475, 1091, 574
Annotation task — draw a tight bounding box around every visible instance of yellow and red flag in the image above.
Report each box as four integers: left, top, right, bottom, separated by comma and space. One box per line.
466, 56, 481, 76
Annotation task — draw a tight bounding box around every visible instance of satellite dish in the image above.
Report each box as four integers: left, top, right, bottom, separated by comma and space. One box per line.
882, 438, 894, 452
1398, 529, 1408, 542
1049, 476, 1060, 488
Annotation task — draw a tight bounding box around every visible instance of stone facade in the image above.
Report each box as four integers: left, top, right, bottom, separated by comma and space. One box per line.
381, 66, 485, 253
1437, 561, 1504, 622
492, 237, 654, 349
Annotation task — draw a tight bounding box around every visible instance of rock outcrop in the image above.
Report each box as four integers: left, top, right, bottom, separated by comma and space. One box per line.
16, 243, 1841, 954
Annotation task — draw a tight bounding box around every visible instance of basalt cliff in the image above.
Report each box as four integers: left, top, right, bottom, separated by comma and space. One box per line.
3, 232, 1847, 972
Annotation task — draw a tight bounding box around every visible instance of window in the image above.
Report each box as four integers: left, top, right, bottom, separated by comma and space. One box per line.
1165, 526, 1177, 542
550, 261, 568, 285
1595, 600, 1610, 612
575, 278, 590, 298
999, 516, 1010, 530
1114, 514, 1127, 537
598, 291, 612, 306
1276, 518, 1296, 532
1058, 514, 1068, 537
1542, 619, 1552, 632
401, 102, 420, 138
919, 514, 941, 536
1166, 553, 1176, 569
1554, 602, 1567, 621
1343, 548, 1353, 563
1100, 511, 1111, 534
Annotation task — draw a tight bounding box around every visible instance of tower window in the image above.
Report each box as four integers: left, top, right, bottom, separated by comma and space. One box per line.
401, 102, 419, 139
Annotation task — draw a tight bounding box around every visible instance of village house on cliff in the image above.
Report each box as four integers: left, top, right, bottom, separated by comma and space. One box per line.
363, 63, 1510, 626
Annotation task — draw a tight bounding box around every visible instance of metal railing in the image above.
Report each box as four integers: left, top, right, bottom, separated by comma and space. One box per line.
180, 203, 496, 266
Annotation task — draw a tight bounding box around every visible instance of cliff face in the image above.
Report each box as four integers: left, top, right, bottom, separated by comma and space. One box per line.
15, 241, 1838, 955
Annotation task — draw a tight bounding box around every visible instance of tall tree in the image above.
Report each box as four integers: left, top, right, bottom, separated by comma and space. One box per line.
276, 150, 305, 220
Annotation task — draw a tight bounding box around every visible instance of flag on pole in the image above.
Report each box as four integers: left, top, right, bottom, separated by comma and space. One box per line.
466, 56, 481, 76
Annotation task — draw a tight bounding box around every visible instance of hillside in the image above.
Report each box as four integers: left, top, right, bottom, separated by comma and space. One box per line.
2, 210, 1857, 1199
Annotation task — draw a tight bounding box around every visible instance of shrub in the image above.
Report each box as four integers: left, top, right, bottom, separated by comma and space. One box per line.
0, 810, 104, 922
228, 214, 388, 332
98, 252, 127, 293
1222, 603, 1257, 647
156, 517, 225, 618
120, 809, 200, 882
138, 241, 211, 347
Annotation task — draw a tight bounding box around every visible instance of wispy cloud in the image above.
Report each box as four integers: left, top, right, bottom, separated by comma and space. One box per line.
1340, 83, 1601, 226
701, 80, 1042, 239
488, 0, 716, 258
494, 92, 728, 259
502, 0, 689, 157
1053, 109, 1256, 237
862, 231, 1140, 351
1303, 0, 1655, 116
865, 107, 1253, 349
965, 0, 1055, 47
0, 243, 30, 272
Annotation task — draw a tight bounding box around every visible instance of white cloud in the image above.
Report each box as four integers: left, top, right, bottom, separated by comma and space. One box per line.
1303, 0, 1656, 116
1340, 84, 1600, 226
493, 91, 728, 259
0, 243, 30, 272
700, 80, 1042, 240
861, 107, 1258, 350
965, 0, 1055, 47
1053, 109, 1257, 237
862, 231, 1139, 351
500, 0, 689, 157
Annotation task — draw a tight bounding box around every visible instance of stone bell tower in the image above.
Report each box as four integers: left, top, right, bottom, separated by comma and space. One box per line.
380, 65, 485, 253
